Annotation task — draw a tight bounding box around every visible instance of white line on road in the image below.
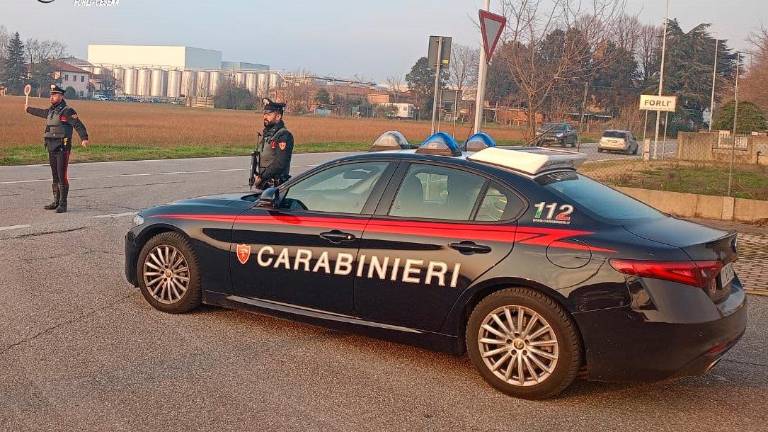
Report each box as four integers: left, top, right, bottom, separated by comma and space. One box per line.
0, 224, 31, 231
0, 167, 249, 185
93, 212, 137, 219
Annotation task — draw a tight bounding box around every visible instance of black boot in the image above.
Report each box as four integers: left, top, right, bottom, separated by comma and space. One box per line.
44, 184, 59, 210
56, 184, 68, 213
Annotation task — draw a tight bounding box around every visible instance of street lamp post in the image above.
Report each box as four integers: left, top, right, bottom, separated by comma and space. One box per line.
653, 0, 670, 159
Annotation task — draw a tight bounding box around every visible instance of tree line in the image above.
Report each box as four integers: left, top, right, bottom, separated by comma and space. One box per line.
404, 0, 768, 136
0, 26, 68, 97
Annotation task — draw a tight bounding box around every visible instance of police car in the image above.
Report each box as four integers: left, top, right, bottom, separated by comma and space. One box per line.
125, 131, 746, 399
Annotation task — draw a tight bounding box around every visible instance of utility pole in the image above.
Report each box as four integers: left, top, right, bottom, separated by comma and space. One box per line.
473, 0, 491, 134
728, 52, 740, 196
709, 39, 718, 131
431, 36, 443, 135
653, 0, 670, 159
578, 80, 588, 151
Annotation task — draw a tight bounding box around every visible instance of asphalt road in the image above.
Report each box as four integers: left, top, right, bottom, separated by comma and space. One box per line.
2, 148, 765, 432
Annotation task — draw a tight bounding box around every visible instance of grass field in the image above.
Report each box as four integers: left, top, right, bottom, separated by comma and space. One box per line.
1, 96, 527, 165
581, 160, 768, 200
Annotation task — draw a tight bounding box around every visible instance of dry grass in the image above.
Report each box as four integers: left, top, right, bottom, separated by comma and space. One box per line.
2, 95, 526, 148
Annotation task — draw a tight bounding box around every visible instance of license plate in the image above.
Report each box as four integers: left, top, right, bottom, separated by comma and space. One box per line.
719, 262, 735, 287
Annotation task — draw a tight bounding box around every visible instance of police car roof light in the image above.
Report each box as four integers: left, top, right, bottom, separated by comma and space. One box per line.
467, 146, 587, 176
370, 131, 413, 152
416, 132, 461, 156
464, 132, 496, 152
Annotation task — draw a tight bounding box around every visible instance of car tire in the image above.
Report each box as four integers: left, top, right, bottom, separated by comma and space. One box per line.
137, 231, 202, 314
633, 144, 639, 155
466, 287, 582, 399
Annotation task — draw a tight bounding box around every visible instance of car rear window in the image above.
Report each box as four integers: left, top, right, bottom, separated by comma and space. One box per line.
602, 131, 626, 138
536, 172, 662, 221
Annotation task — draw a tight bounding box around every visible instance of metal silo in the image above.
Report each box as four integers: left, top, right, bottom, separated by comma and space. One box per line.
150, 68, 166, 97
136, 69, 151, 96
123, 68, 137, 95
245, 72, 258, 96
268, 72, 282, 89
196, 71, 210, 97
235, 72, 245, 87
167, 70, 182, 98
181, 70, 197, 97
208, 70, 221, 96
257, 73, 269, 98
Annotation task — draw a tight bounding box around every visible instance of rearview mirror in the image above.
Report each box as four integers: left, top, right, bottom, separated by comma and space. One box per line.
256, 187, 280, 208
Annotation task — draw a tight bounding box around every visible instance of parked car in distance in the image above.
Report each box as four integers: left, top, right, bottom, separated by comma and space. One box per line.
535, 123, 578, 147
598, 130, 639, 155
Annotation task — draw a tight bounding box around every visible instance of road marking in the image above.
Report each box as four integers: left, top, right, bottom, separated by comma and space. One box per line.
0, 179, 51, 185
93, 212, 137, 219
0, 224, 31, 231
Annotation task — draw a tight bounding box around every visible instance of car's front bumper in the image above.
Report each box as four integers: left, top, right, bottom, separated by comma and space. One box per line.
573, 280, 747, 382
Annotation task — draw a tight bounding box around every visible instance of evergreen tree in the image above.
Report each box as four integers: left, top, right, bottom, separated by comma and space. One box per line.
4, 32, 25, 94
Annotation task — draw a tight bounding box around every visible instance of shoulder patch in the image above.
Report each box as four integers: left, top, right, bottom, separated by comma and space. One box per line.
279, 141, 287, 151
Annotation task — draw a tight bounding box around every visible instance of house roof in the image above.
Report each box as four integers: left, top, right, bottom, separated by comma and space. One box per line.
50, 60, 91, 74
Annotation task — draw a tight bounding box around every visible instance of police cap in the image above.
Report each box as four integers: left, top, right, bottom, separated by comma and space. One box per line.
262, 98, 286, 114
50, 84, 66, 95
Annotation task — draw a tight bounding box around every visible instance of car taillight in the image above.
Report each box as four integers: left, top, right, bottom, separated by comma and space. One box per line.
609, 259, 723, 289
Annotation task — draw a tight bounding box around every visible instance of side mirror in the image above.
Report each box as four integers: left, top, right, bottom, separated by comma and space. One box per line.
256, 187, 280, 208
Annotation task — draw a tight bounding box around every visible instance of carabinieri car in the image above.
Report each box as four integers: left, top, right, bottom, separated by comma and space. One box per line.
124, 131, 747, 399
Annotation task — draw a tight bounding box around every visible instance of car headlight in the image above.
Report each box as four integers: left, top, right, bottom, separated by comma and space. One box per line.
133, 214, 145, 226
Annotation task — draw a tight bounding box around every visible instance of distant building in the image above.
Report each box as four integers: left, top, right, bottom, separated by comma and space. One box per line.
51, 60, 91, 98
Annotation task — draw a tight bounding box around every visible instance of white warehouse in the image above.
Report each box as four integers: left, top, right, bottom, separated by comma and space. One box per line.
85, 44, 281, 99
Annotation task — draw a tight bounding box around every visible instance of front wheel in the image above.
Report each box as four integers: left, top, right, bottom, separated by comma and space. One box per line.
466, 288, 582, 399
137, 231, 202, 313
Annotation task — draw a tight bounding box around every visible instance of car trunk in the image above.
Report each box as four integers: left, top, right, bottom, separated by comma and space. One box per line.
623, 217, 738, 301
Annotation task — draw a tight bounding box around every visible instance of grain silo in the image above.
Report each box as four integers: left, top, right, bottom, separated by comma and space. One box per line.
245, 72, 258, 96
123, 68, 137, 95
181, 70, 196, 97
136, 69, 152, 96
150, 68, 166, 97
208, 70, 221, 96
167, 70, 182, 98
196, 71, 210, 97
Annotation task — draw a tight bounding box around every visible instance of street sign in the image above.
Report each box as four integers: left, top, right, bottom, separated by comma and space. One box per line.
479, 10, 506, 61
428, 36, 452, 69
639, 94, 677, 112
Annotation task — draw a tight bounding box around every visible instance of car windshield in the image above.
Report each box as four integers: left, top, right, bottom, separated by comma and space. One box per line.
536, 171, 663, 221
602, 131, 627, 138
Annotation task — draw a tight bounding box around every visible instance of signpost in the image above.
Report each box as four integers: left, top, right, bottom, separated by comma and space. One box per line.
428, 36, 451, 134
639, 94, 677, 158
473, 3, 506, 134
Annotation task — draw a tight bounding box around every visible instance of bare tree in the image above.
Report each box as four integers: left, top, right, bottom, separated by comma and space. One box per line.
742, 27, 768, 112
497, 0, 628, 137
449, 43, 480, 94
637, 23, 661, 89
385, 75, 404, 102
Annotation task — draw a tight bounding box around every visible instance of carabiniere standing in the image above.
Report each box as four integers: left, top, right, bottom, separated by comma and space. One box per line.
25, 84, 89, 213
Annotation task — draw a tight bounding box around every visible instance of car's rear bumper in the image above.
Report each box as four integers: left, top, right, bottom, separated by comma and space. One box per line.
573, 282, 747, 382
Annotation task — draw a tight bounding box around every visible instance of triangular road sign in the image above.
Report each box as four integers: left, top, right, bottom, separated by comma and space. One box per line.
479, 10, 506, 62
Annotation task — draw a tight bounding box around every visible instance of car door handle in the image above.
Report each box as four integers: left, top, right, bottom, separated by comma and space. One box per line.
320, 230, 356, 243
449, 241, 492, 254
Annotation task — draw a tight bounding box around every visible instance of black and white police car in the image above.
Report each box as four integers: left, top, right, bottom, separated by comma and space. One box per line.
125, 131, 746, 399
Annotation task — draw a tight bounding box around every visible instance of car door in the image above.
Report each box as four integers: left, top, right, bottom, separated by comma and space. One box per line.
230, 160, 396, 315
354, 162, 526, 332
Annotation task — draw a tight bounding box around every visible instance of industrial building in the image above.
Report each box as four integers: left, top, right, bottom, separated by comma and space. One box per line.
82, 44, 281, 100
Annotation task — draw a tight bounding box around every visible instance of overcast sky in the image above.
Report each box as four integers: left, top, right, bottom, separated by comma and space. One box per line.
3, 0, 765, 81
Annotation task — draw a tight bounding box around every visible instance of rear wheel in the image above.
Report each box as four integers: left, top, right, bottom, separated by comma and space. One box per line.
466, 288, 582, 399
137, 231, 202, 313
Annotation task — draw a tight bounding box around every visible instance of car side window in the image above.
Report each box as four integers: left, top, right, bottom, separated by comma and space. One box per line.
282, 161, 389, 214
475, 183, 525, 222
389, 164, 485, 221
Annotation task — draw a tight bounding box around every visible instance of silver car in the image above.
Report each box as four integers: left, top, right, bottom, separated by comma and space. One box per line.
598, 130, 638, 154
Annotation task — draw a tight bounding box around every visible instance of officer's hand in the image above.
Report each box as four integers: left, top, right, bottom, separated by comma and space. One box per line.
81, 140, 89, 148
253, 175, 261, 187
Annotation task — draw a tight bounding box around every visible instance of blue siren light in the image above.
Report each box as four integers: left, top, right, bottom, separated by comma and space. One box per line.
370, 130, 412, 152
416, 132, 461, 156
464, 132, 496, 152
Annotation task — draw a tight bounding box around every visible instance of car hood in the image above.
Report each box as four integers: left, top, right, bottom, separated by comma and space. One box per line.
170, 192, 260, 208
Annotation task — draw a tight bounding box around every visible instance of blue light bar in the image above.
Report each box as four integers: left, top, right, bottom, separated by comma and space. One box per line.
464, 132, 496, 152
417, 132, 461, 156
